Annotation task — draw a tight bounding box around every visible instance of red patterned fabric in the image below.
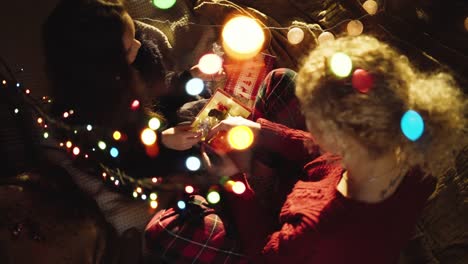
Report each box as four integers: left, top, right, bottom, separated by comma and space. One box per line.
145, 195, 248, 264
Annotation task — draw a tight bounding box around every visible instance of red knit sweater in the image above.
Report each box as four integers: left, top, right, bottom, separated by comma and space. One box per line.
226, 118, 436, 264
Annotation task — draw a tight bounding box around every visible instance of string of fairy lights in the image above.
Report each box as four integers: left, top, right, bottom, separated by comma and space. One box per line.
3, 0, 464, 210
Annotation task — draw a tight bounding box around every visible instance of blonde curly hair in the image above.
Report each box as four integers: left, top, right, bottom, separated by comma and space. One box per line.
296, 35, 467, 177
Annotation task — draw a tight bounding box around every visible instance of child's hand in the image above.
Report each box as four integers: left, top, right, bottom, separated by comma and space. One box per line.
161, 124, 201, 151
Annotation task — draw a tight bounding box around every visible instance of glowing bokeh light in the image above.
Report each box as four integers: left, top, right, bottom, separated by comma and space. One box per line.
150, 201, 158, 209
232, 181, 246, 194
401, 110, 424, 141
152, 177, 158, 183
63, 112, 69, 118
152, 0, 176, 9
227, 125, 254, 150
141, 128, 157, 146
318, 31, 335, 45
141, 194, 147, 200
86, 125, 93, 131
133, 192, 138, 198
72, 146, 80, 155
347, 20, 364, 36
185, 78, 204, 96
148, 117, 161, 130
98, 141, 107, 150
37, 117, 43, 124
177, 200, 186, 210
363, 0, 378, 15
43, 132, 49, 139
330, 53, 353, 78
113, 131, 122, 141
351, 69, 373, 93
222, 16, 265, 60
207, 191, 221, 204
287, 27, 304, 45
14, 108, 19, 114
66, 141, 72, 148
136, 187, 142, 193
186, 156, 201, 171
131, 100, 140, 110
185, 185, 194, 194
198, 53, 223, 75
150, 193, 157, 200
110, 147, 119, 158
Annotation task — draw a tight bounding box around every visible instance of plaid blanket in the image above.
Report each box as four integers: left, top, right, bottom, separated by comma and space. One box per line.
145, 195, 248, 264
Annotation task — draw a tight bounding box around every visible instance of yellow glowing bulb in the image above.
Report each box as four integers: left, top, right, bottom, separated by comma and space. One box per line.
287, 27, 304, 45
207, 191, 221, 204
72, 146, 80, 155
148, 117, 161, 130
98, 141, 107, 150
363, 0, 378, 15
318, 31, 335, 45
227, 125, 254, 150
141, 128, 157, 146
150, 193, 157, 200
133, 192, 138, 198
185, 185, 194, 194
347, 20, 364, 36
113, 131, 122, 141
198, 53, 223, 75
66, 141, 72, 148
330, 53, 353, 78
222, 16, 265, 60
150, 201, 158, 209
37, 117, 43, 124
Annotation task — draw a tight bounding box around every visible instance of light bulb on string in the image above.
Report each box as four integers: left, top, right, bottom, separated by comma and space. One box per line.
150, 193, 157, 200
227, 125, 254, 150
110, 147, 119, 158
86, 125, 93, 131
400, 110, 425, 141
131, 100, 140, 110
287, 27, 304, 45
207, 191, 221, 204
141, 128, 157, 146
98, 141, 107, 150
318, 31, 335, 45
177, 200, 186, 210
150, 201, 158, 209
152, 0, 176, 9
148, 117, 161, 130
222, 16, 265, 60
330, 53, 353, 78
72, 146, 80, 156
14, 108, 19, 114
101, 172, 106, 179
185, 156, 201, 171
66, 141, 72, 148
185, 185, 194, 194
185, 78, 204, 96
113, 130, 122, 141
232, 181, 246, 194
363, 0, 378, 15
43, 132, 49, 139
347, 20, 364, 36
198, 54, 223, 75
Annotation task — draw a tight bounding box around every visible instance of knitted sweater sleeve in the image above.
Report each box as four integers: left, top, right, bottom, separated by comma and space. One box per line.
255, 118, 321, 166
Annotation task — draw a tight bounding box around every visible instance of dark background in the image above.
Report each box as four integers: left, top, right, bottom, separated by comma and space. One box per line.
0, 0, 59, 96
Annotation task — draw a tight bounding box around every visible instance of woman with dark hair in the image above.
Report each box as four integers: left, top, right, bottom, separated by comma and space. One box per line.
41, 0, 211, 236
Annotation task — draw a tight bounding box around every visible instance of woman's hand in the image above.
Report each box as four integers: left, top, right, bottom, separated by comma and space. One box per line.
206, 116, 261, 142
161, 124, 201, 151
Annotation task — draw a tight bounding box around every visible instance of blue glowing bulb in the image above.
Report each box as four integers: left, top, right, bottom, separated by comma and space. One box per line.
185, 78, 204, 96
110, 147, 119, 158
400, 110, 424, 141
186, 156, 201, 171
177, 200, 186, 210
